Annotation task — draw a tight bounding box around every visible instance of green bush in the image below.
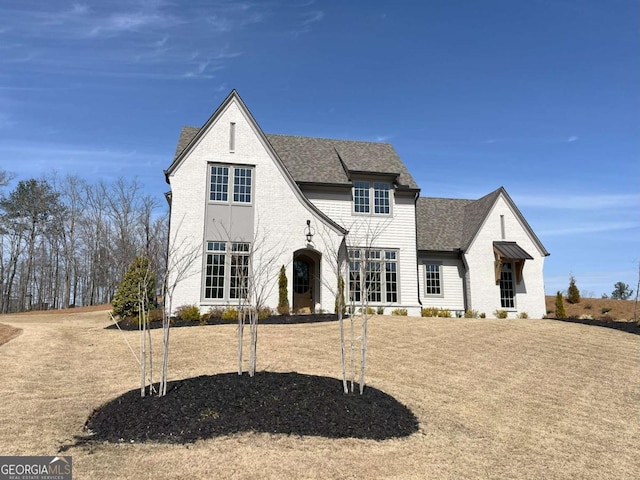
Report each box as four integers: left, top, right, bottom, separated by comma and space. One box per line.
258, 306, 273, 320
277, 265, 290, 315
567, 275, 580, 304
175, 304, 201, 322
391, 308, 408, 316
517, 312, 529, 319
555, 291, 566, 319
494, 309, 508, 319
464, 309, 479, 318
421, 307, 451, 318
111, 256, 156, 320
376, 306, 385, 315
359, 307, 376, 315
601, 307, 611, 314
221, 307, 239, 322
479, 312, 486, 318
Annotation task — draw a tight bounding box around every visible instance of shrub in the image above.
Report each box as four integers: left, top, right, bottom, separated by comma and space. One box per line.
277, 265, 290, 315
359, 307, 376, 315
421, 307, 451, 318
479, 312, 486, 318
464, 309, 479, 318
221, 307, 239, 322
391, 308, 408, 316
517, 312, 529, 319
175, 304, 201, 322
555, 291, 566, 319
494, 309, 508, 319
258, 306, 273, 320
112, 256, 156, 320
148, 308, 164, 323
376, 306, 385, 315
567, 275, 580, 304
601, 307, 611, 314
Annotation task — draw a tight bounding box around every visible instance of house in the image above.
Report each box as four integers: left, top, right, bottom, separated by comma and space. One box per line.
165, 90, 549, 319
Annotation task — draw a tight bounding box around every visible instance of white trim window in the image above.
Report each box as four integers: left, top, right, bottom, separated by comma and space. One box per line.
349, 248, 399, 304
203, 241, 251, 301
352, 181, 391, 215
209, 164, 253, 204
424, 263, 442, 296
500, 262, 515, 308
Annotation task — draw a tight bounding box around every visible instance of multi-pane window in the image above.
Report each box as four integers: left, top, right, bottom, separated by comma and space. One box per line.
209, 164, 253, 204
353, 181, 370, 213
352, 181, 391, 215
424, 263, 442, 295
385, 251, 398, 302
204, 242, 226, 299
233, 168, 252, 203
349, 248, 399, 304
209, 166, 229, 202
230, 242, 250, 299
500, 262, 515, 308
374, 182, 390, 214
203, 241, 251, 301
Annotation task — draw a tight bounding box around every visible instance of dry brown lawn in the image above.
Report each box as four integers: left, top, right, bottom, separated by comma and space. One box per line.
0, 308, 638, 479
545, 295, 638, 321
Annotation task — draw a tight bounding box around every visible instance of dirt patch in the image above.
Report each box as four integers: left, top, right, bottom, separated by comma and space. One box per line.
0, 324, 22, 347
78, 372, 418, 446
545, 296, 639, 333
7, 304, 112, 316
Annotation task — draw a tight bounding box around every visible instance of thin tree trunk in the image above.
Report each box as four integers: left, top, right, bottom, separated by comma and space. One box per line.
359, 312, 368, 395
338, 310, 348, 394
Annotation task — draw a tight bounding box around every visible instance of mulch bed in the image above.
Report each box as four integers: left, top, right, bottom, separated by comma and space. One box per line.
75, 372, 419, 447
107, 314, 340, 331
550, 317, 640, 335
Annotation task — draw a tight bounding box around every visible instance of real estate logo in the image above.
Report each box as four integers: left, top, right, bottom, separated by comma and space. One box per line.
0, 456, 72, 480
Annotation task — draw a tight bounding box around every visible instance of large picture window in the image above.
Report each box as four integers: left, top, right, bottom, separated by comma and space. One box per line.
209, 164, 253, 204
349, 248, 399, 304
203, 241, 251, 301
352, 181, 391, 215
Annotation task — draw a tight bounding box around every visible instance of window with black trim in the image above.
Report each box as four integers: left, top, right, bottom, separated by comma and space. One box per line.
500, 262, 515, 308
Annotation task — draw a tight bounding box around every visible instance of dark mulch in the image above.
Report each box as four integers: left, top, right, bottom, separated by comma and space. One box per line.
106, 314, 339, 331
550, 317, 640, 335
76, 372, 418, 447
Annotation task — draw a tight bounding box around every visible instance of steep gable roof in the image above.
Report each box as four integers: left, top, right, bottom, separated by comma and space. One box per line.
172, 130, 419, 190
417, 187, 549, 256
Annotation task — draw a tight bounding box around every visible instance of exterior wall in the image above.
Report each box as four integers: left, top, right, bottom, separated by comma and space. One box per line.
417, 252, 465, 314
307, 190, 421, 316
167, 98, 344, 314
464, 195, 546, 319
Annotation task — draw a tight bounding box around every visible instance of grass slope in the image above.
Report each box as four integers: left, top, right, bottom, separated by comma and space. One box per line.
0, 307, 639, 479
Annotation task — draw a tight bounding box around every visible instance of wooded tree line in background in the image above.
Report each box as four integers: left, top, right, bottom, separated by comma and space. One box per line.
0, 170, 167, 313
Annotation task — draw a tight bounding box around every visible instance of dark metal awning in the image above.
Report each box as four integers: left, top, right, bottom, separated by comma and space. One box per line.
493, 241, 533, 260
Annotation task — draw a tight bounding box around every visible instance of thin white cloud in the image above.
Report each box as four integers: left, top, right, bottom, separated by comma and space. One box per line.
567, 135, 579, 142
539, 221, 640, 237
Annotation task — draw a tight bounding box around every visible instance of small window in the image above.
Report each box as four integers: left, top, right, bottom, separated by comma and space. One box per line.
229, 122, 236, 152
233, 167, 252, 203
424, 263, 442, 295
209, 166, 229, 202
353, 181, 370, 213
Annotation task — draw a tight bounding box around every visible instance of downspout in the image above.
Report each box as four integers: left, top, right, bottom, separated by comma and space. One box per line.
460, 248, 470, 311
414, 190, 423, 307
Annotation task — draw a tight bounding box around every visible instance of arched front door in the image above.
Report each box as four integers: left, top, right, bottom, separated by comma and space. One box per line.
293, 256, 313, 313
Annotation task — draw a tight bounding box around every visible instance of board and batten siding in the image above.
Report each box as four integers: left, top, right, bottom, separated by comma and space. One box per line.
417, 253, 465, 312
464, 194, 546, 319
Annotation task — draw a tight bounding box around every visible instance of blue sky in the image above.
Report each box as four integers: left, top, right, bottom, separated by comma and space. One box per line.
1, 0, 638, 297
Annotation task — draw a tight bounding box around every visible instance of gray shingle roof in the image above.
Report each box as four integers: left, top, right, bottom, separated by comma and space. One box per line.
172, 128, 419, 189
417, 188, 502, 252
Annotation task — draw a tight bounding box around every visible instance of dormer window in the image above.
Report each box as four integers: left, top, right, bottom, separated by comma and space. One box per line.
352, 180, 391, 215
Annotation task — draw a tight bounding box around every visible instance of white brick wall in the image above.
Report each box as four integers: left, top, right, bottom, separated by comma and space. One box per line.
464, 195, 546, 319
417, 254, 466, 312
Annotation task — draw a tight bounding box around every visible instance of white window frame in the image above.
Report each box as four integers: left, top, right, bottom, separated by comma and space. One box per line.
348, 247, 399, 304
352, 180, 392, 216
209, 164, 254, 205
202, 240, 251, 302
